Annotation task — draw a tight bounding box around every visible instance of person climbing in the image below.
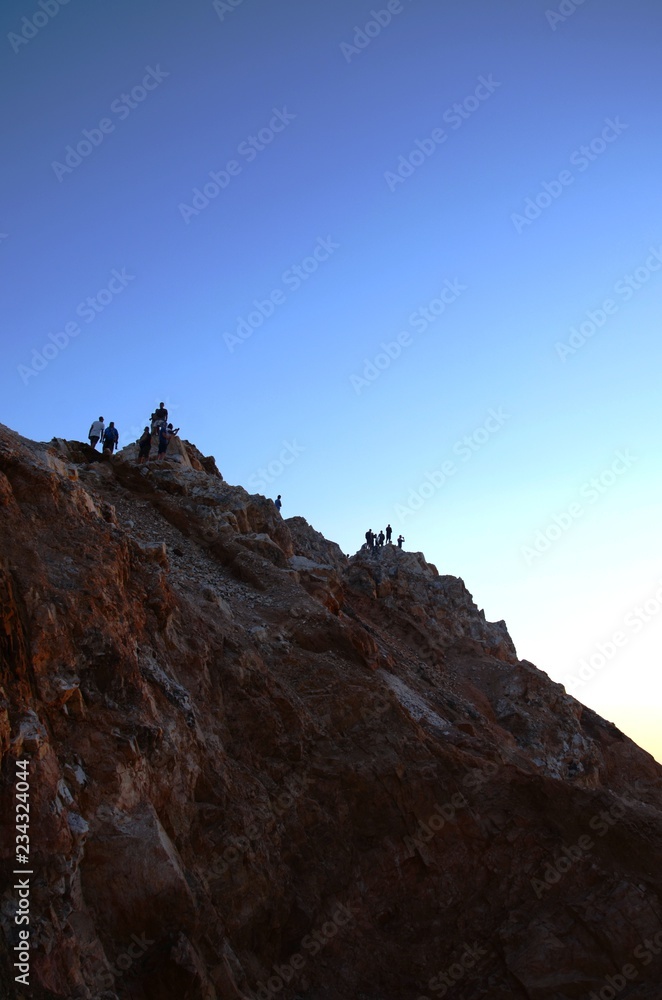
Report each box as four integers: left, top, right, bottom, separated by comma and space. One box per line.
102, 421, 119, 455
156, 422, 178, 461
88, 416, 104, 450
152, 401, 168, 433
378, 530, 385, 548
385, 524, 392, 544
138, 427, 152, 464
365, 529, 375, 551
274, 495, 282, 512
397, 534, 405, 549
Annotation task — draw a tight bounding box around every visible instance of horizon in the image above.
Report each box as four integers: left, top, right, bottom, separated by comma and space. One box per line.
2, 0, 660, 763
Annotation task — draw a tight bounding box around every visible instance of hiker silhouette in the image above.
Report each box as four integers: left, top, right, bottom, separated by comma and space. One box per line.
88, 417, 104, 450
103, 422, 119, 455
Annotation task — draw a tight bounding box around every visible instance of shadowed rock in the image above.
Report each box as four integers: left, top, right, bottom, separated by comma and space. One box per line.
0, 422, 660, 1000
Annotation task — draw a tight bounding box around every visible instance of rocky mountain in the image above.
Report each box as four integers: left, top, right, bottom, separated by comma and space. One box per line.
1, 423, 661, 1000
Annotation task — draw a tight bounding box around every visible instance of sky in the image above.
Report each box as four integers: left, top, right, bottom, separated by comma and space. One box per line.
2, 0, 660, 761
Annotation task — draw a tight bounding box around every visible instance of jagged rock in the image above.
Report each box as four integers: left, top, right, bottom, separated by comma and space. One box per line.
0, 423, 661, 1000
11, 710, 49, 757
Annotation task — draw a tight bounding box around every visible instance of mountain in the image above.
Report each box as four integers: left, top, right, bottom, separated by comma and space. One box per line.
1, 424, 661, 1000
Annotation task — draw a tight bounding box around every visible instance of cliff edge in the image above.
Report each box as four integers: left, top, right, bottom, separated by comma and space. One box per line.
1, 424, 661, 1000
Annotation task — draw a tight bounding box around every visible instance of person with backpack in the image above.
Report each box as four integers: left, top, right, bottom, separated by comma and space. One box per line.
103, 422, 119, 455
88, 417, 104, 449
138, 427, 152, 464
156, 423, 178, 461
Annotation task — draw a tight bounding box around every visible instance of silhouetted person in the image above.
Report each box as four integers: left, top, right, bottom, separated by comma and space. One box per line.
365, 529, 374, 550
103, 422, 119, 455
88, 416, 104, 450
385, 524, 392, 543
397, 534, 405, 549
378, 531, 385, 547
274, 495, 282, 512
138, 427, 151, 464
152, 402, 168, 432
156, 423, 178, 461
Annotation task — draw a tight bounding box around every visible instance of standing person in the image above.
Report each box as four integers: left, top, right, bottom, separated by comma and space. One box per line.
365, 529, 374, 551
156, 423, 178, 461
378, 530, 385, 548
397, 534, 405, 549
88, 417, 104, 449
103, 422, 119, 455
274, 495, 282, 512
138, 427, 152, 464
152, 401, 168, 432
385, 524, 392, 544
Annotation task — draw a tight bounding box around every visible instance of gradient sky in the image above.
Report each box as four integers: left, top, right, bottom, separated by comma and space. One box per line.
2, 0, 660, 760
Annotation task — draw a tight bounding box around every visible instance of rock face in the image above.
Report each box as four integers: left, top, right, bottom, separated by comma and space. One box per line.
0, 422, 661, 1000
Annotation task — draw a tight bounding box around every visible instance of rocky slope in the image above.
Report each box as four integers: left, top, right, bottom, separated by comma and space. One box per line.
0, 423, 661, 1000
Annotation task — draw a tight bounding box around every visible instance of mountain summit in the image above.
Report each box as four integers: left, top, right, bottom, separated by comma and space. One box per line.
1, 425, 661, 1000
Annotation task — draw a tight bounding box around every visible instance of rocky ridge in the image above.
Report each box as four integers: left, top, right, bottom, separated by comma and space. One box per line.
0, 423, 661, 1000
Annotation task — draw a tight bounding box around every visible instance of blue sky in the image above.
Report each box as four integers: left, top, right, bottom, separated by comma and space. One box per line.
2, 0, 661, 760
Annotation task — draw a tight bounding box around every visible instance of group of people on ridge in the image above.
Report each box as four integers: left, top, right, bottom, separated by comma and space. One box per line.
140, 402, 179, 464
88, 402, 179, 463
364, 525, 404, 551
87, 413, 397, 551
